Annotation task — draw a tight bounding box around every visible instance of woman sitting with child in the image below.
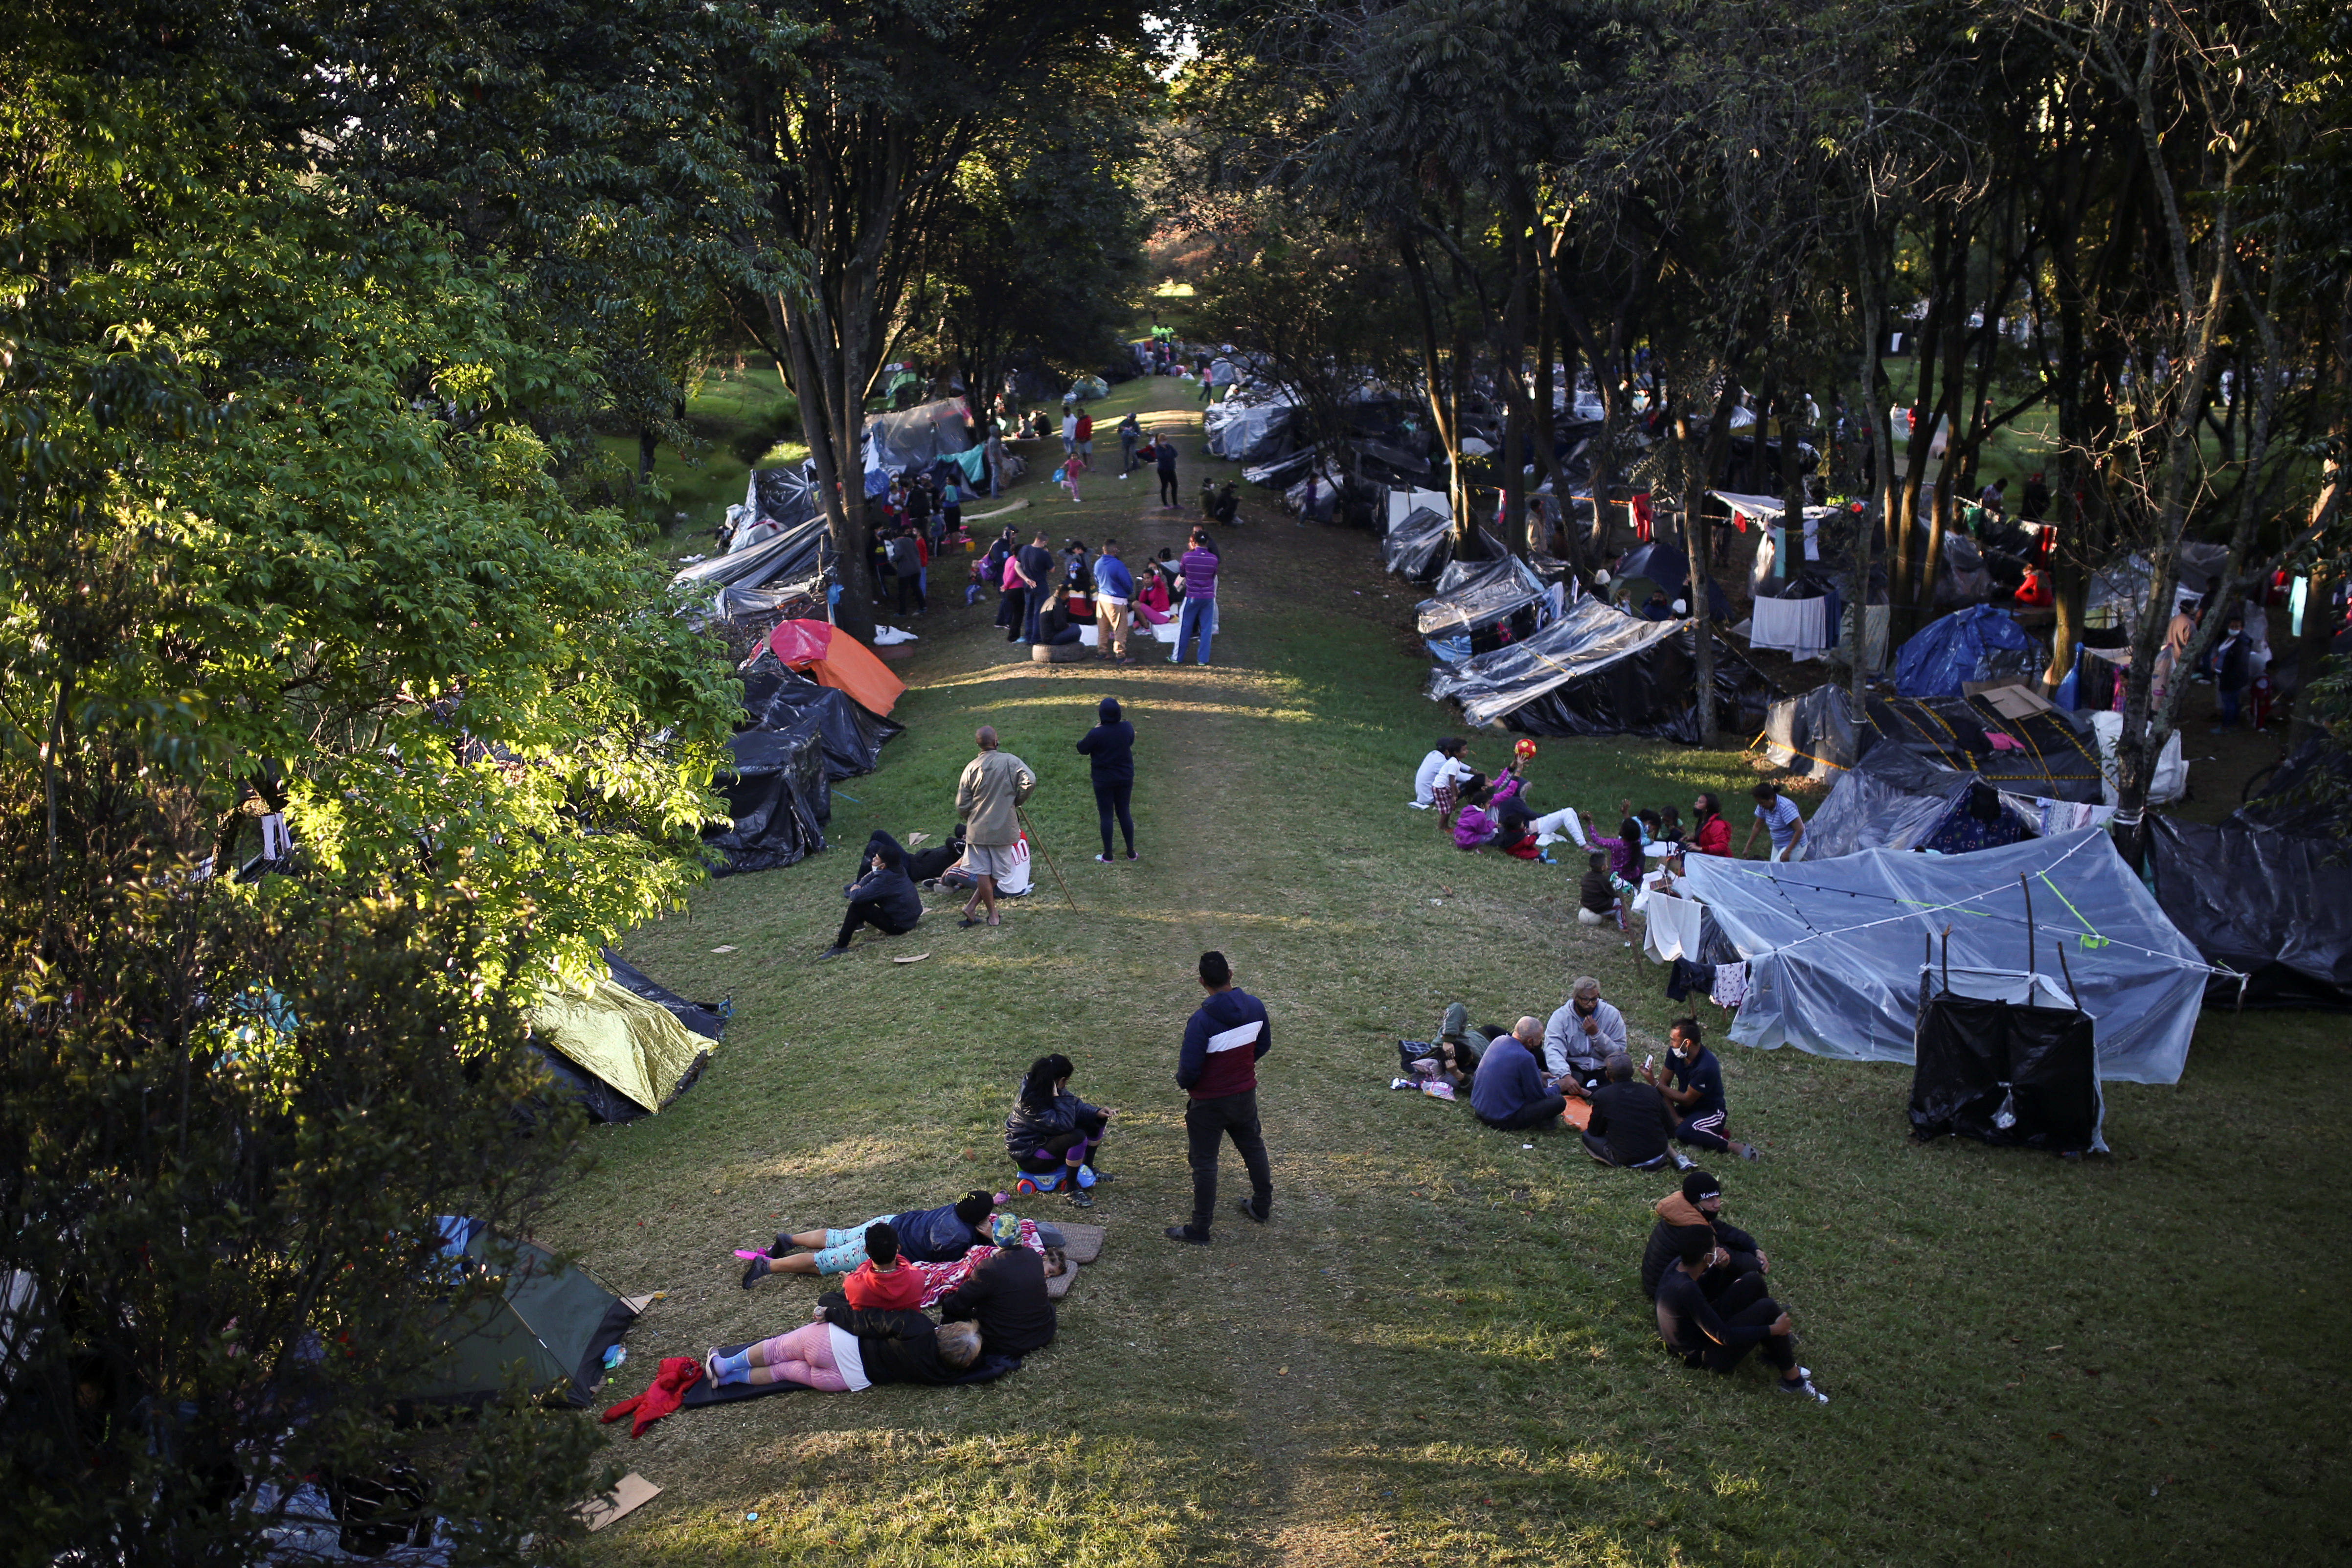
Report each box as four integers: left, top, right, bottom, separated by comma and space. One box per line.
1004, 1053, 1114, 1198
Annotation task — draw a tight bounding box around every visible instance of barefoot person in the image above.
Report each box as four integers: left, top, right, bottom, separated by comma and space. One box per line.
953, 726, 1034, 929
1165, 951, 1274, 1245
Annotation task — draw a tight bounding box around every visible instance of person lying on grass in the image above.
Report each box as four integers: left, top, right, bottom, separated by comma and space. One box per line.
1655, 1227, 1826, 1403
705, 1305, 984, 1391
1004, 1053, 1115, 1195
744, 1192, 995, 1288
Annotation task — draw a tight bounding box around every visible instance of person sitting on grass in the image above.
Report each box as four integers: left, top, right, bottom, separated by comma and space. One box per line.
745, 1192, 996, 1288
1581, 1052, 1676, 1170
1417, 1001, 1494, 1090
837, 1221, 926, 1312
1543, 976, 1628, 1093
938, 1240, 1061, 1356
906, 824, 969, 885
1655, 1228, 1826, 1403
1645, 1017, 1759, 1160
704, 1305, 983, 1391
1577, 851, 1628, 929
1004, 1052, 1115, 1197
819, 841, 924, 960
1640, 1168, 1766, 1301
1468, 1017, 1569, 1132
1413, 737, 1482, 811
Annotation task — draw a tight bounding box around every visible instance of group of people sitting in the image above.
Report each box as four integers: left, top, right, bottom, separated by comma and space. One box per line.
1408, 981, 1761, 1165
714, 1189, 1066, 1393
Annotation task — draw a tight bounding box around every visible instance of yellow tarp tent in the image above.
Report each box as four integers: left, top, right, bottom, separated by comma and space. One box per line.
531, 981, 711, 1114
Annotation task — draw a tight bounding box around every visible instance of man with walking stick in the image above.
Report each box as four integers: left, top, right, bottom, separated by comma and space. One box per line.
953, 727, 1034, 930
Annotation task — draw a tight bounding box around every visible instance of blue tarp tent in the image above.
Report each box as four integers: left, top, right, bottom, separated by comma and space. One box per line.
1676, 829, 2218, 1084
1614, 542, 1733, 621
1892, 605, 2038, 697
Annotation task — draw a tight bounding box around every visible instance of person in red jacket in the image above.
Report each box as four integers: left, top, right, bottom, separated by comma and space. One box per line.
839, 1222, 926, 1311
1073, 409, 1094, 470
1690, 793, 1732, 856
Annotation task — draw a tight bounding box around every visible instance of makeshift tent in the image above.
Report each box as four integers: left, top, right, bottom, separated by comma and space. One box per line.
1204, 396, 1298, 462
413, 1220, 636, 1408
1383, 504, 1460, 581
765, 619, 905, 718
1428, 596, 1778, 741
1757, 684, 1863, 781
1613, 541, 1734, 621
1908, 974, 2105, 1153
1892, 605, 2039, 697
673, 467, 833, 617
528, 954, 726, 1123
1415, 553, 1550, 638
1760, 683, 2104, 800
1068, 374, 1109, 401
704, 725, 828, 876
1676, 829, 2217, 1083
1798, 745, 2035, 860
2147, 815, 2352, 1008
739, 658, 903, 779
865, 397, 972, 475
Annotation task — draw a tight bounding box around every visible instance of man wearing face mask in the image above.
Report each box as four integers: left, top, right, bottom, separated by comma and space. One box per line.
1646, 1016, 1759, 1160
1541, 976, 1627, 1095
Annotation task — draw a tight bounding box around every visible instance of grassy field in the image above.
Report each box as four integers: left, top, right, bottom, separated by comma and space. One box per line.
549, 373, 2350, 1567
596, 362, 807, 543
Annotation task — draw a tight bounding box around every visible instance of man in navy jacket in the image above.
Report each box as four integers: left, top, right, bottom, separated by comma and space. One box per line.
1166, 951, 1273, 1244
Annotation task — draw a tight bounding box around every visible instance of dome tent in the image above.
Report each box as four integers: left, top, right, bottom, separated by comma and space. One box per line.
1892, 604, 2040, 698
410, 1220, 636, 1408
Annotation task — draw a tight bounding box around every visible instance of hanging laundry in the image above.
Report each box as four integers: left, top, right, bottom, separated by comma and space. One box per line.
1709, 962, 1749, 1011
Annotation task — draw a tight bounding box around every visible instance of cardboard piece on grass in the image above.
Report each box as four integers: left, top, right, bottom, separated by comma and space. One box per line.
1054, 1223, 1105, 1265
578, 1473, 661, 1532
891, 953, 931, 965
1962, 678, 2056, 718
620, 1295, 660, 1315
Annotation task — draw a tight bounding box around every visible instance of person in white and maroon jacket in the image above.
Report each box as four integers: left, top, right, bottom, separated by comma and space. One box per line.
1165, 951, 1272, 1245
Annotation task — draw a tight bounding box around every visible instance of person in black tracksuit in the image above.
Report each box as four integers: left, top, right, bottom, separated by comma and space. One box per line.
1076, 696, 1137, 861
1654, 1230, 1826, 1402
864, 827, 966, 884
1640, 1169, 1766, 1301
821, 842, 924, 958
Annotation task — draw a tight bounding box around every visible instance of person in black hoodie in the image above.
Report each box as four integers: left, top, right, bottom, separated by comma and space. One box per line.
820, 841, 924, 959
1166, 950, 1273, 1245
1640, 1169, 1766, 1300
868, 825, 969, 885
1077, 697, 1137, 862
937, 1246, 1057, 1355
1655, 1229, 1825, 1402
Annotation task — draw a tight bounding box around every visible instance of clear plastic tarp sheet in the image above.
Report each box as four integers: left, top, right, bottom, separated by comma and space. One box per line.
1678, 829, 2216, 1083
1417, 554, 1549, 636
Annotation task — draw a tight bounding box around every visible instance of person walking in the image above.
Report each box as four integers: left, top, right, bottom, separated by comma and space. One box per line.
1074, 409, 1094, 467
887, 527, 925, 616
1170, 528, 1220, 666
1077, 696, 1137, 862
986, 424, 1008, 498
1165, 951, 1273, 1245
1061, 407, 1078, 456
1092, 538, 1134, 664
1154, 434, 1180, 508
1117, 411, 1140, 473
952, 726, 1034, 929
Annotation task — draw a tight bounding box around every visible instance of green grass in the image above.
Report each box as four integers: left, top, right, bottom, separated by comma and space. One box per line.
598, 364, 808, 550
550, 375, 2350, 1566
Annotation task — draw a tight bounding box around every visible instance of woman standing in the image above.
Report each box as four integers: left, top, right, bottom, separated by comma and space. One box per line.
1077, 696, 1137, 862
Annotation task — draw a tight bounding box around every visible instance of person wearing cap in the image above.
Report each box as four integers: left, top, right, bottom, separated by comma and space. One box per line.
1542, 977, 1627, 1094
1640, 1169, 1766, 1300
1655, 1228, 1826, 1402
1645, 1017, 1759, 1159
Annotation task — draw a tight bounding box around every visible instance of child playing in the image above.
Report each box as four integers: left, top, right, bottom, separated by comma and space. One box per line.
1055, 457, 1082, 503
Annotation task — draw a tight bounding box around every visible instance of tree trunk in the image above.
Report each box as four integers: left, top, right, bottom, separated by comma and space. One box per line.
1680, 385, 1741, 747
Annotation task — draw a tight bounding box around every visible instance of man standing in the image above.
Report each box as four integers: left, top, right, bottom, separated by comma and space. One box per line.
1093, 539, 1134, 664
1542, 977, 1627, 1094
1015, 531, 1055, 644
1074, 408, 1094, 467
1170, 529, 1219, 666
1166, 951, 1273, 1245
1741, 781, 1806, 862
1155, 434, 1181, 508
1117, 411, 1140, 473
1060, 406, 1078, 456
952, 727, 1034, 930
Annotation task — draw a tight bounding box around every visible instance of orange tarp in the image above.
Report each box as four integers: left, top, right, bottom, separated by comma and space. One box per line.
766, 619, 905, 717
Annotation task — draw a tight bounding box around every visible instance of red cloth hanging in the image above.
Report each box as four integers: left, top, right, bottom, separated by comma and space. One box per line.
1631, 492, 1654, 543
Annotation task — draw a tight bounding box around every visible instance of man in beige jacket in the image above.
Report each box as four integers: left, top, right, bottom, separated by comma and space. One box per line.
953, 726, 1035, 928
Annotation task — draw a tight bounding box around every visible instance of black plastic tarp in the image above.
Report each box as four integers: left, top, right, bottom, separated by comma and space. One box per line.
1427, 596, 1778, 742
1799, 744, 2034, 860
738, 661, 903, 780
1383, 506, 1458, 580
602, 950, 729, 1041
704, 725, 829, 876
866, 397, 972, 472
2146, 815, 2352, 1008
1863, 694, 2104, 802
672, 506, 831, 595
1760, 684, 1865, 780
1416, 554, 1550, 636
1909, 983, 2104, 1153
